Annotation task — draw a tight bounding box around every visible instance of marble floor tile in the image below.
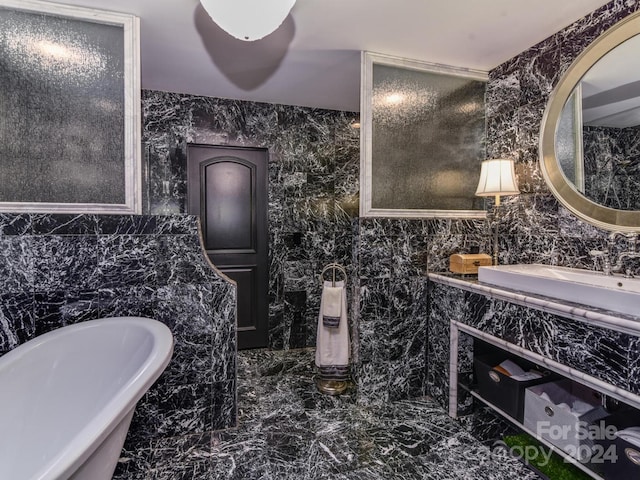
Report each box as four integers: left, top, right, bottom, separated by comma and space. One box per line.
210, 348, 540, 480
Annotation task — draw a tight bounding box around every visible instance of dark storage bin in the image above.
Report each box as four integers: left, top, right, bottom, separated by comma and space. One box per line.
605, 436, 640, 479
598, 409, 640, 479
474, 353, 553, 422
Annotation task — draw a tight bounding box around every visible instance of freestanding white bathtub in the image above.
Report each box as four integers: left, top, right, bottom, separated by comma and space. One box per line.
0, 316, 174, 480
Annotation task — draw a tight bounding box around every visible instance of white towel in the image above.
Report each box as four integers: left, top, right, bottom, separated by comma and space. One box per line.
322, 285, 343, 328
510, 371, 543, 381
316, 281, 350, 380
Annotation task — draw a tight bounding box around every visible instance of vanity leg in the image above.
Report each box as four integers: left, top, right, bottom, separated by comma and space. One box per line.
449, 322, 459, 418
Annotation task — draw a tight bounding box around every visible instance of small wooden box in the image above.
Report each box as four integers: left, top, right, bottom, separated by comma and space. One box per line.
449, 253, 492, 274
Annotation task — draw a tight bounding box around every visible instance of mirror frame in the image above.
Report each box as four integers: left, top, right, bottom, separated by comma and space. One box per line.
540, 10, 640, 232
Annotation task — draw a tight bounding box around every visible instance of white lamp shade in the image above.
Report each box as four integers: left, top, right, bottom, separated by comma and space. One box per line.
200, 0, 296, 41
475, 158, 520, 197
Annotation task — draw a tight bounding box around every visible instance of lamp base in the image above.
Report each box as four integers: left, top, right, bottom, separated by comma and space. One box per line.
492, 200, 500, 265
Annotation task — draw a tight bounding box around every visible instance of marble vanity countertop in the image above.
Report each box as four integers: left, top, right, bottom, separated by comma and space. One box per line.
428, 271, 640, 337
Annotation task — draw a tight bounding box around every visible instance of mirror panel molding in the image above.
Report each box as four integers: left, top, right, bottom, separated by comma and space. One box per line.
540, 10, 640, 231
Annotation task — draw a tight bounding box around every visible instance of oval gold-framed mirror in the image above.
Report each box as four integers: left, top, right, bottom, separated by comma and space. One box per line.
540, 10, 640, 232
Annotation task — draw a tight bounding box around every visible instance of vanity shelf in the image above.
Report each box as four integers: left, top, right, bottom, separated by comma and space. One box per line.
451, 320, 640, 413
466, 338, 608, 480
454, 326, 639, 480
470, 389, 604, 480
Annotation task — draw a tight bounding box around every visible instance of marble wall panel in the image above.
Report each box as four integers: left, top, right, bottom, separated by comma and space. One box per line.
427, 281, 478, 409
5, 3, 640, 476
629, 336, 640, 394
424, 0, 640, 426
486, 0, 640, 271
142, 91, 360, 352
0, 213, 236, 479
353, 218, 483, 404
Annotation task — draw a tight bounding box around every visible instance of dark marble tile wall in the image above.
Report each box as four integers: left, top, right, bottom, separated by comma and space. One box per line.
426, 282, 481, 410
486, 0, 640, 268
15, 6, 640, 477
353, 217, 488, 404
140, 91, 495, 406
142, 91, 360, 351
0, 213, 236, 479
426, 0, 640, 421
583, 125, 640, 210
141, 89, 443, 416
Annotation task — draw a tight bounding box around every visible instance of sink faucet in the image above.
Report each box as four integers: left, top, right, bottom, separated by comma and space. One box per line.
590, 232, 640, 276
589, 249, 612, 275
612, 251, 640, 277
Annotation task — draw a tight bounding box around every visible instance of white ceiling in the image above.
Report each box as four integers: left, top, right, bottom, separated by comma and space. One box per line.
54, 0, 612, 112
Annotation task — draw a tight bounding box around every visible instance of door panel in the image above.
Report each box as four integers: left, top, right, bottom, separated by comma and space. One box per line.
222, 267, 255, 331
187, 145, 268, 350
203, 160, 255, 251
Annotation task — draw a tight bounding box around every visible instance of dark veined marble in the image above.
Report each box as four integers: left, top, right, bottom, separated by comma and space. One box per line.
352, 212, 497, 404
4, 2, 640, 479
428, 279, 640, 411
141, 92, 437, 405
142, 91, 360, 353
0, 213, 236, 479
352, 215, 496, 404
137, 0, 640, 419
183, 348, 539, 480
427, 282, 487, 410
583, 126, 640, 210
486, 0, 640, 273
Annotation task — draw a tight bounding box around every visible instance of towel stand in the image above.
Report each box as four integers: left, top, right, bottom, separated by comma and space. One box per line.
320, 263, 347, 286
317, 262, 350, 396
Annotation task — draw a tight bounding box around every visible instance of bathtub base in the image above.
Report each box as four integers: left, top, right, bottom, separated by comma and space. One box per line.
70, 408, 135, 480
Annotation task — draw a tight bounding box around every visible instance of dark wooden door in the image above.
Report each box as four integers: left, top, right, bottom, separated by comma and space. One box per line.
187, 144, 269, 350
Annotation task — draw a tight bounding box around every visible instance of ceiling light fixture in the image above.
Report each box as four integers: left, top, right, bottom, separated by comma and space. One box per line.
200, 0, 297, 41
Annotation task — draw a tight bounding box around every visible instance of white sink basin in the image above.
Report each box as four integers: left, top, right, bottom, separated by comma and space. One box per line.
478, 264, 640, 317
